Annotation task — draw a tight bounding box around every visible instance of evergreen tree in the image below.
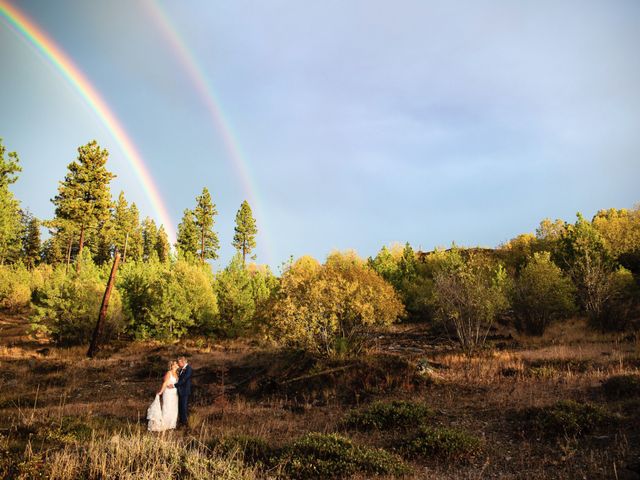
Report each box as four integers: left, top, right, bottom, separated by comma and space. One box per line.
142, 217, 158, 261
232, 200, 257, 266
175, 209, 199, 258
91, 218, 116, 265
155, 225, 170, 262
0, 139, 23, 264
193, 188, 219, 262
52, 140, 115, 270
399, 242, 417, 279
43, 218, 77, 270
22, 213, 41, 268
125, 203, 144, 262
112, 192, 139, 262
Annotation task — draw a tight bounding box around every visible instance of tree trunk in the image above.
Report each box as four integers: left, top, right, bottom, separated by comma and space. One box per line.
76, 224, 85, 272
65, 235, 73, 274
87, 250, 121, 358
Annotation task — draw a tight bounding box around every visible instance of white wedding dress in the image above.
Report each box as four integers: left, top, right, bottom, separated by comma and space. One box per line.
147, 373, 178, 432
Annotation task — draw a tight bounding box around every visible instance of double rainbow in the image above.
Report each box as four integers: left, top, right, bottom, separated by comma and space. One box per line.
144, 0, 274, 266
0, 0, 176, 243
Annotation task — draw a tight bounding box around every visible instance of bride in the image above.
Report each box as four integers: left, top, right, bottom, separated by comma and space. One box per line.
147, 360, 179, 432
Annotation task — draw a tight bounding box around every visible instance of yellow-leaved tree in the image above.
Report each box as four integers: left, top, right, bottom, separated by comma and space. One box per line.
267, 251, 405, 357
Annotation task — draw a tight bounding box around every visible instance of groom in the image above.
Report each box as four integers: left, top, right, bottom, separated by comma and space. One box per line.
169, 355, 192, 428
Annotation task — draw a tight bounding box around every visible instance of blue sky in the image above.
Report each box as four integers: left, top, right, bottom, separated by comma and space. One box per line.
1, 0, 639, 271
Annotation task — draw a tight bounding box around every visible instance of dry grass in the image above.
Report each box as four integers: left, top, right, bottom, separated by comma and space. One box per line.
1, 315, 639, 479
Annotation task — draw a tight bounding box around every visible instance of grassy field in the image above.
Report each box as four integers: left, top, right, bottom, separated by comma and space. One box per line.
1, 312, 639, 479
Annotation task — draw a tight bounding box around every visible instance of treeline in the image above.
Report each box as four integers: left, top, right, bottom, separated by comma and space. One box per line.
1, 137, 639, 356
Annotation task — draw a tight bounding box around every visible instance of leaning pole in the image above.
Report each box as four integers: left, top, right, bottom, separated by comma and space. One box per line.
87, 250, 121, 358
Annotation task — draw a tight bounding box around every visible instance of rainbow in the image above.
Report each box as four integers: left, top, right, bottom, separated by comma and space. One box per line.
0, 0, 176, 244
143, 0, 274, 266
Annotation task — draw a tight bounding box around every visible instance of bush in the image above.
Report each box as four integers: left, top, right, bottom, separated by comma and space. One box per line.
118, 258, 218, 340
267, 251, 405, 357
432, 249, 509, 352
209, 434, 275, 467
512, 252, 576, 335
30, 254, 124, 345
0, 264, 31, 311
602, 375, 640, 399
591, 267, 637, 331
342, 400, 432, 431
519, 400, 612, 438
281, 432, 408, 479
400, 426, 481, 461
215, 255, 278, 337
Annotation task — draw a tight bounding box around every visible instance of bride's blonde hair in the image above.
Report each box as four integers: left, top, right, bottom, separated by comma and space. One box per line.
167, 360, 178, 370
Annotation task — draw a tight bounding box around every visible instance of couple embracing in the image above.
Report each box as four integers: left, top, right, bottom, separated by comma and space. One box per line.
147, 355, 192, 432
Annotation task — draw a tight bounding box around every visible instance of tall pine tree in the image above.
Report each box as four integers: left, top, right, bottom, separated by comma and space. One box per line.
0, 138, 23, 265
232, 200, 257, 266
193, 188, 219, 263
126, 203, 144, 262
112, 191, 138, 262
22, 212, 41, 268
52, 140, 115, 270
155, 225, 170, 262
175, 209, 199, 258
142, 217, 158, 261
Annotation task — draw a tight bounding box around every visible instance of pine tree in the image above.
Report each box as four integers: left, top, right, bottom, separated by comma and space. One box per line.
399, 242, 417, 279
155, 225, 170, 262
0, 139, 23, 264
43, 217, 77, 270
193, 188, 219, 262
125, 203, 144, 262
232, 200, 258, 266
175, 209, 199, 258
112, 192, 139, 262
91, 217, 116, 265
142, 217, 158, 261
52, 140, 115, 270
22, 213, 41, 268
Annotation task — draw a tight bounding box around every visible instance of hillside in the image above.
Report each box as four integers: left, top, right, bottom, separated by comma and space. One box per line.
1, 312, 639, 479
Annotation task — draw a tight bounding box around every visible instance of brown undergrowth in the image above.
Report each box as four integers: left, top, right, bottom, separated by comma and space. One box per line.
1, 315, 639, 479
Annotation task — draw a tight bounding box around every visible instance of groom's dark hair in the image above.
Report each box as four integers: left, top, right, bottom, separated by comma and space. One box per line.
178, 355, 188, 361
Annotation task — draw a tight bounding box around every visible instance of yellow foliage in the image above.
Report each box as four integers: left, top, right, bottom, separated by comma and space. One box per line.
267, 251, 404, 356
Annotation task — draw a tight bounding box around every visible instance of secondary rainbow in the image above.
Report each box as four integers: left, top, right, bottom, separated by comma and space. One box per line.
0, 0, 176, 243
143, 0, 274, 265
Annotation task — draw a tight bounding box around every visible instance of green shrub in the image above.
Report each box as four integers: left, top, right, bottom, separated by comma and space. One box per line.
37, 417, 93, 444
209, 434, 275, 467
0, 264, 31, 311
281, 432, 409, 479
30, 255, 124, 345
602, 375, 640, 399
511, 252, 576, 335
400, 426, 480, 461
342, 400, 432, 431
432, 249, 509, 352
519, 400, 612, 438
118, 258, 218, 340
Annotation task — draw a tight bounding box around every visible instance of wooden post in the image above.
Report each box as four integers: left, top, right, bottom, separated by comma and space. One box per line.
87, 250, 121, 358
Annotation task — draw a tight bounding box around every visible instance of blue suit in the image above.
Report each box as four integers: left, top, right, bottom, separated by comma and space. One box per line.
175, 364, 192, 425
